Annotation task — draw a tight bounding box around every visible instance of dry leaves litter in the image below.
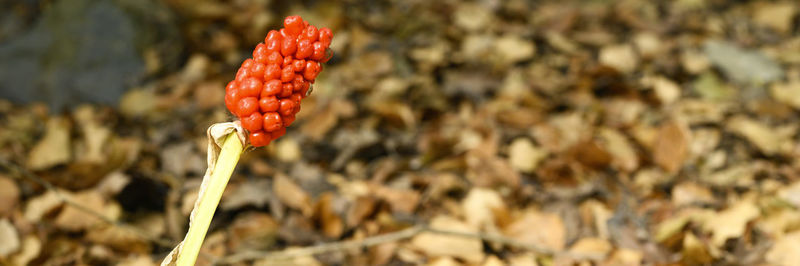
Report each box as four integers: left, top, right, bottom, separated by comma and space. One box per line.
1, 0, 799, 265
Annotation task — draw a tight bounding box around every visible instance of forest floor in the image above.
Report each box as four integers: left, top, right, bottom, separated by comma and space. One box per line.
2, 0, 800, 265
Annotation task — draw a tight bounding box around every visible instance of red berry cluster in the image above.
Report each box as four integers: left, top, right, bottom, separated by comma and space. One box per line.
225, 16, 332, 147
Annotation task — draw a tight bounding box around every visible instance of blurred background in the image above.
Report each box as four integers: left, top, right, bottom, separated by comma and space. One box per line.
1, 0, 799, 265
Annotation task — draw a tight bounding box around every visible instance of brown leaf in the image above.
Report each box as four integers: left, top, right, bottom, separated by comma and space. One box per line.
653, 119, 690, 173
227, 212, 279, 251
314, 192, 344, 238
0, 218, 20, 257
503, 209, 566, 251
273, 174, 313, 216
0, 175, 20, 217
410, 215, 484, 263
27, 117, 71, 170
54, 190, 112, 231
766, 230, 800, 266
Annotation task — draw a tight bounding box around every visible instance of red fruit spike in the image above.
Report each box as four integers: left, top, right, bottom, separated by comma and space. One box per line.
281, 83, 293, 97
293, 59, 305, 72
265, 64, 281, 81
282, 114, 296, 127
270, 127, 286, 139
279, 99, 296, 116
250, 62, 266, 79
311, 42, 326, 61
259, 96, 279, 112
236, 97, 259, 117
241, 112, 263, 132
263, 112, 283, 132
296, 39, 313, 59
319, 27, 332, 47
281, 65, 295, 83
262, 80, 282, 97
303, 61, 321, 80
253, 43, 269, 63
303, 25, 318, 42
266, 52, 283, 66
284, 16, 304, 36
281, 36, 297, 57
240, 77, 263, 97
249, 131, 271, 147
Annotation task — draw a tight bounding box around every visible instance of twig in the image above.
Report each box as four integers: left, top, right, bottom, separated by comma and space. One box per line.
0, 157, 175, 248
215, 224, 563, 265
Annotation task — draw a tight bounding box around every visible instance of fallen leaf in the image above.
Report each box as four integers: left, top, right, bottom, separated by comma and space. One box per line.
727, 116, 793, 155
503, 209, 566, 251
427, 256, 461, 266
462, 188, 506, 230
598, 128, 639, 172
703, 200, 760, 246
10, 235, 41, 266
671, 182, 714, 206
0, 175, 20, 217
24, 190, 65, 222
507, 253, 538, 266
653, 119, 690, 173
568, 237, 612, 261
682, 233, 712, 265
770, 81, 800, 109
228, 212, 279, 251
273, 174, 313, 216
602, 248, 642, 266
221, 179, 272, 210
600, 44, 638, 73
54, 190, 111, 231
27, 117, 71, 170
766, 230, 800, 266
494, 34, 536, 65
753, 2, 797, 34
371, 184, 420, 214
272, 137, 302, 162
314, 192, 344, 238
704, 40, 783, 84
0, 218, 20, 257
410, 215, 484, 263
508, 138, 548, 173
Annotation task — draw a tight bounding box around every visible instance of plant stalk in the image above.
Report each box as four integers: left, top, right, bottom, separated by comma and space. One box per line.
176, 132, 243, 266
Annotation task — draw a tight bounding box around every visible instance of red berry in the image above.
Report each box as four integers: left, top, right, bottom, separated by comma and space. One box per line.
281, 36, 297, 57
302, 25, 318, 42
225, 80, 238, 92
290, 93, 303, 104
241, 112, 263, 132
265, 64, 281, 80
293, 59, 305, 72
271, 127, 286, 139
267, 52, 282, 65
235, 66, 251, 82
279, 99, 296, 116
263, 112, 283, 132
262, 80, 282, 97
284, 16, 304, 36
319, 28, 332, 47
281, 83, 293, 97
303, 61, 321, 80
240, 77, 262, 97
296, 39, 313, 59
259, 96, 279, 112
281, 65, 295, 82
282, 114, 296, 127
236, 97, 259, 116
250, 131, 271, 147
250, 62, 266, 79
310, 42, 324, 61
282, 55, 293, 67
253, 43, 269, 63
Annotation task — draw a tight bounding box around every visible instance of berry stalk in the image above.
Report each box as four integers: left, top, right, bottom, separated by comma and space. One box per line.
175, 132, 242, 266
